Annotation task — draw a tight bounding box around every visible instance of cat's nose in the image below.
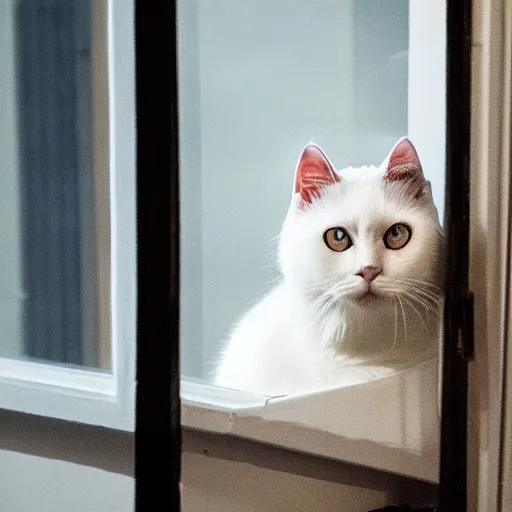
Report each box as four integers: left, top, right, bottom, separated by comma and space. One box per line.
356, 266, 382, 282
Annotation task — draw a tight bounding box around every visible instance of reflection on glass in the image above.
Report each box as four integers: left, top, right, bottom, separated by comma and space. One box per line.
179, 0, 445, 395
0, 0, 110, 369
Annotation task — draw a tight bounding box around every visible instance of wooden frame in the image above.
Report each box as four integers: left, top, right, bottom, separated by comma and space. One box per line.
438, 0, 473, 510
134, 0, 181, 510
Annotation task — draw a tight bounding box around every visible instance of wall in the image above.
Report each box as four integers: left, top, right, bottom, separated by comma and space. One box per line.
181, 430, 437, 512
0, 411, 133, 512
0, 410, 437, 512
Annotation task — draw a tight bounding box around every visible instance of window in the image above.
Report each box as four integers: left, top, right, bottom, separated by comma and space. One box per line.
4, 0, 110, 368
0, 0, 499, 509
0, 0, 135, 431
178, 0, 447, 483
0, 1, 503, 507
179, 0, 446, 383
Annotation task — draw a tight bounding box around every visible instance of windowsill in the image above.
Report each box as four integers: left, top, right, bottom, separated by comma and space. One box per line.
181, 357, 440, 483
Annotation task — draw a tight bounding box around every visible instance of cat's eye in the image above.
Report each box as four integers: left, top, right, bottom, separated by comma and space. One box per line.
323, 227, 352, 252
384, 223, 412, 250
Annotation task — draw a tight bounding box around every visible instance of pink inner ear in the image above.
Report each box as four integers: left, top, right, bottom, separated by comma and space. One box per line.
295, 145, 340, 204
384, 138, 423, 182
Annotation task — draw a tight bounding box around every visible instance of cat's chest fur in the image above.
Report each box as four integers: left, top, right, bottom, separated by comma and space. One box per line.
214, 282, 438, 396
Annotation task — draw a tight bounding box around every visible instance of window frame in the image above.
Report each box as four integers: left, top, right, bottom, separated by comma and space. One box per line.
0, 0, 136, 432
134, 0, 181, 508
467, 0, 512, 510
0, 4, 479, 509
438, 0, 473, 508
139, 0, 477, 507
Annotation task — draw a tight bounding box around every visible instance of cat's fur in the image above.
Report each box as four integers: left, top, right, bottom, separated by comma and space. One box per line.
214, 138, 444, 396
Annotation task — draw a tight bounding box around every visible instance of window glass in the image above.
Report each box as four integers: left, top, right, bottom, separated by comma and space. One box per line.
178, 0, 445, 394
0, 0, 110, 369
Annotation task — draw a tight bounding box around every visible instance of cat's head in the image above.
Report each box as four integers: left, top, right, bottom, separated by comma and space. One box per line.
279, 138, 444, 314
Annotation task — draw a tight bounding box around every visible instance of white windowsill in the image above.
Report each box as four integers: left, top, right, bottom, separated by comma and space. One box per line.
0, 358, 133, 431
0, 358, 115, 396
181, 358, 440, 484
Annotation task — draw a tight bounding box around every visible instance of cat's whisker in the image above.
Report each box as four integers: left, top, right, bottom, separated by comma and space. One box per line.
393, 296, 398, 351
401, 295, 429, 333
398, 276, 442, 290
394, 282, 440, 306
397, 295, 407, 347
411, 289, 442, 306
317, 300, 336, 323
400, 283, 442, 304
398, 277, 442, 289
402, 289, 442, 314
326, 279, 352, 295
393, 278, 443, 304
397, 288, 430, 309
307, 289, 342, 324
307, 294, 332, 319
374, 283, 440, 325
400, 289, 439, 316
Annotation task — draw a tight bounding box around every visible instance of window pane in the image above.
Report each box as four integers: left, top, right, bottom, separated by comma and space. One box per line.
179, 1, 445, 391
0, 0, 110, 369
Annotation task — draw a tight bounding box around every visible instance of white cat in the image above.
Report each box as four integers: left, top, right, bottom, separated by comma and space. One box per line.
214, 138, 444, 396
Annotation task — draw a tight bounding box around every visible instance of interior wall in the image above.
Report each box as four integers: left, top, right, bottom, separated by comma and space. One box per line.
0, 411, 133, 512
0, 410, 437, 512
181, 429, 438, 512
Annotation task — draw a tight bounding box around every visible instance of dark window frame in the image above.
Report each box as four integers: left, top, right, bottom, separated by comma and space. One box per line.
134, 0, 181, 510
438, 0, 473, 510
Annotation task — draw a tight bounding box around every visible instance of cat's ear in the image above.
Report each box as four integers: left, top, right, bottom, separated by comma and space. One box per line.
383, 137, 424, 183
383, 138, 426, 197
294, 144, 340, 205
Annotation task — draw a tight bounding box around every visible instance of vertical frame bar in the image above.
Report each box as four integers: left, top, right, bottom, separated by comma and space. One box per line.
439, 0, 472, 510
135, 0, 181, 510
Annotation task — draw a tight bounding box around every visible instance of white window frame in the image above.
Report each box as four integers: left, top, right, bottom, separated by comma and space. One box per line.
180, 0, 447, 484
0, 0, 135, 432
